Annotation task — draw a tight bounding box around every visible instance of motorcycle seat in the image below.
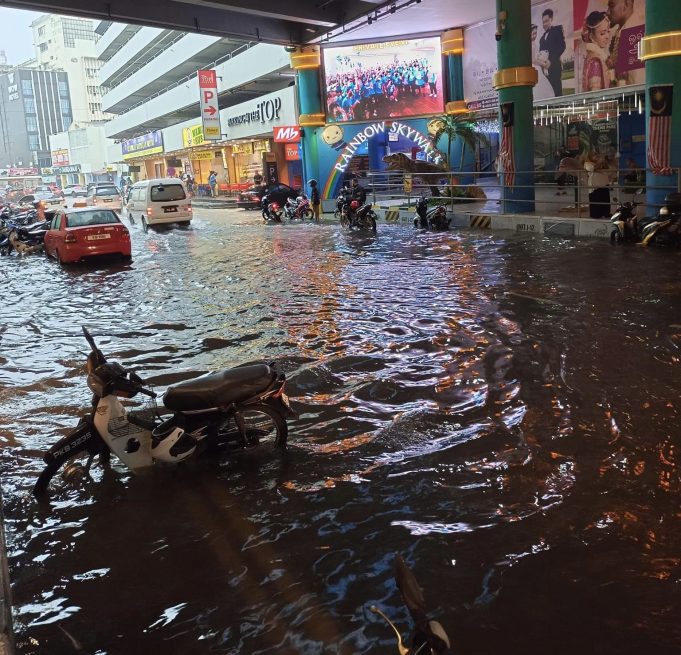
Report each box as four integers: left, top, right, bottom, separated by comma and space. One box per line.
164, 364, 275, 412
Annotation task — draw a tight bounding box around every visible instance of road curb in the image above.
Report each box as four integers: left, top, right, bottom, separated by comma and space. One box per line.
0, 488, 14, 655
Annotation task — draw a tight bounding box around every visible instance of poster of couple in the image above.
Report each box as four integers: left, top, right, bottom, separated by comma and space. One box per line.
463, 0, 646, 107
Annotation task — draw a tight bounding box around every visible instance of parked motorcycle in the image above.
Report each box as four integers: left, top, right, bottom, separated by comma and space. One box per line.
414, 196, 450, 231
33, 327, 292, 495
261, 194, 283, 223
640, 191, 681, 247
334, 186, 350, 220
371, 555, 452, 654
610, 191, 643, 244
284, 193, 313, 220
339, 197, 377, 233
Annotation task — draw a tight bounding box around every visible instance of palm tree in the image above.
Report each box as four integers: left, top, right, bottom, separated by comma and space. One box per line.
430, 113, 490, 174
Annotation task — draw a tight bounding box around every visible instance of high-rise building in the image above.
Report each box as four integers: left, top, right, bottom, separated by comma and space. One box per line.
30, 14, 110, 124
0, 68, 72, 168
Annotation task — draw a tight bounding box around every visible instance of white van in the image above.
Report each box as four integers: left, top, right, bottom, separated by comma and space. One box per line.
126, 178, 192, 231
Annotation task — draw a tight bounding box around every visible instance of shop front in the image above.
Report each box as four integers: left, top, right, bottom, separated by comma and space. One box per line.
121, 130, 165, 181
462, 0, 648, 206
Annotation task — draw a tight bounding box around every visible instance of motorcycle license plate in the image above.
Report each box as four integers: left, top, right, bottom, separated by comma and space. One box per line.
87, 234, 111, 240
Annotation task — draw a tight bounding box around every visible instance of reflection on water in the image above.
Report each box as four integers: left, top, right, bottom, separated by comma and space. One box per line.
1, 215, 680, 654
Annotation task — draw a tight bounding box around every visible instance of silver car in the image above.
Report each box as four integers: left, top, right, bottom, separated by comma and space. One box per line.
86, 185, 123, 212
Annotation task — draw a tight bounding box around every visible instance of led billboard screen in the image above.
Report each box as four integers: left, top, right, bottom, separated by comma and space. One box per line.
322, 36, 444, 124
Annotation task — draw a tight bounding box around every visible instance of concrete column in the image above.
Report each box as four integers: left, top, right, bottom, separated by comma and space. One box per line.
493, 0, 537, 213
290, 46, 325, 191
640, 0, 681, 211
442, 29, 466, 114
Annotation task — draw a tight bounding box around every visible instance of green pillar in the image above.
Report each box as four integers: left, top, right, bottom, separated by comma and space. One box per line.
446, 54, 464, 102
641, 0, 681, 211
495, 0, 536, 213
297, 69, 322, 117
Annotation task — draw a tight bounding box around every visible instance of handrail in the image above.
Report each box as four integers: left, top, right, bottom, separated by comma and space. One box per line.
361, 167, 678, 217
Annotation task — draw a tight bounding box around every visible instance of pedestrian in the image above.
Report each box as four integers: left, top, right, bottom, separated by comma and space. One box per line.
428, 69, 437, 97
309, 178, 321, 223
209, 170, 217, 197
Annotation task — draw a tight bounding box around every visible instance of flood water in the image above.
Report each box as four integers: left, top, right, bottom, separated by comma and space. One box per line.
1, 211, 680, 654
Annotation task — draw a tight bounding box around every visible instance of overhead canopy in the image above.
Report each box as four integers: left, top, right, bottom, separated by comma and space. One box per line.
1, 0, 392, 44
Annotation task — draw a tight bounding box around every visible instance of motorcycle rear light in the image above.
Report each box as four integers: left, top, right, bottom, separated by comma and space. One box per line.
272, 203, 280, 210
64, 232, 77, 243
254, 197, 260, 202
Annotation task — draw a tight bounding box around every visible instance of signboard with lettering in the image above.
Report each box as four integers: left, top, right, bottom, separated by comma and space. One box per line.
232, 142, 254, 155
273, 126, 301, 143
51, 149, 70, 166
198, 69, 221, 141
191, 151, 214, 161
122, 130, 164, 160
54, 164, 81, 174
285, 143, 300, 161
182, 125, 205, 148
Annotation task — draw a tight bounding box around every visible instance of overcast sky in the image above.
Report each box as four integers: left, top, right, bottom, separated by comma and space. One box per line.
0, 8, 42, 65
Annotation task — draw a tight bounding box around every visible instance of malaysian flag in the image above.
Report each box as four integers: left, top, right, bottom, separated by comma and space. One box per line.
648, 85, 673, 176
499, 102, 515, 188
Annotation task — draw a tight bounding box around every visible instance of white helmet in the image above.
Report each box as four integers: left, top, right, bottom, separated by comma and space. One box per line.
151, 427, 196, 463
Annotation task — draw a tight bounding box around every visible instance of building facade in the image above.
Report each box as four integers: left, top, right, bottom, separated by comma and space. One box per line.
0, 68, 72, 168
31, 14, 110, 124
96, 21, 299, 189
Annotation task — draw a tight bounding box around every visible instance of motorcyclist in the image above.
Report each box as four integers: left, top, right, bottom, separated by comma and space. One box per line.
350, 178, 367, 206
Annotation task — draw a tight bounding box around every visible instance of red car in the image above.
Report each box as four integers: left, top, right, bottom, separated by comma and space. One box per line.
44, 207, 131, 264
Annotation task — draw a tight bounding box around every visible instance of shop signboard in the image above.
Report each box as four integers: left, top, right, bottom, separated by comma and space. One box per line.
222, 87, 298, 141
253, 140, 270, 153
54, 164, 81, 174
5, 166, 39, 176
322, 36, 444, 124
183, 125, 205, 148
463, 0, 646, 109
273, 126, 301, 143
198, 69, 221, 141
122, 130, 164, 160
285, 144, 300, 161
51, 149, 69, 166
232, 142, 254, 155
191, 151, 214, 161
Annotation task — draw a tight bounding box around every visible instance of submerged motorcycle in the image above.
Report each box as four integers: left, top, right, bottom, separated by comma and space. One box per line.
339, 197, 377, 233
284, 194, 313, 220
33, 327, 291, 495
610, 191, 643, 244
639, 191, 681, 247
414, 196, 450, 231
261, 194, 284, 223
371, 555, 452, 654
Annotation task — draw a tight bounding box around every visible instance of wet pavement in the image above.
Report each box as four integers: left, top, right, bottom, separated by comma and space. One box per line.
1, 208, 680, 654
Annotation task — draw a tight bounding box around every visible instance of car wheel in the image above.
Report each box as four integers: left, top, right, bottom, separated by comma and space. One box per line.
141, 216, 148, 233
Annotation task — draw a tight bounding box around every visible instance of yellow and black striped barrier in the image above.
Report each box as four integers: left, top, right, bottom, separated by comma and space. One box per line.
384, 210, 400, 223
469, 214, 491, 229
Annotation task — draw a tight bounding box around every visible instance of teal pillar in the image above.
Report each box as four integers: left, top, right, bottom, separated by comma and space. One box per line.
495, 0, 536, 213
641, 0, 681, 212
446, 54, 464, 102
290, 46, 325, 194
297, 69, 322, 117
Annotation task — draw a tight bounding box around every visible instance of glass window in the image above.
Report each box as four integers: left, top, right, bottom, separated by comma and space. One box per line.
21, 78, 33, 96
66, 210, 119, 227
25, 115, 38, 132
150, 184, 186, 202
28, 134, 40, 151
51, 212, 62, 230
24, 97, 35, 113
133, 188, 144, 201
58, 80, 69, 97
60, 98, 70, 114
95, 187, 120, 197
38, 43, 48, 53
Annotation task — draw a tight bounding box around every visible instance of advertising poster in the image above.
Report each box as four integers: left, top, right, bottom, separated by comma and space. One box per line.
573, 0, 645, 92
531, 0, 575, 100
462, 19, 498, 111
322, 37, 444, 123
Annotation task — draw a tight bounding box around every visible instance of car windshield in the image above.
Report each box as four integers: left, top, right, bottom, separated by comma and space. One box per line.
96, 187, 120, 197
150, 184, 185, 202
66, 210, 119, 227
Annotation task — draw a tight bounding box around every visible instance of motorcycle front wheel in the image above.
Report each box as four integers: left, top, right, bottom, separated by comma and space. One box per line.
340, 213, 351, 229
33, 431, 109, 496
